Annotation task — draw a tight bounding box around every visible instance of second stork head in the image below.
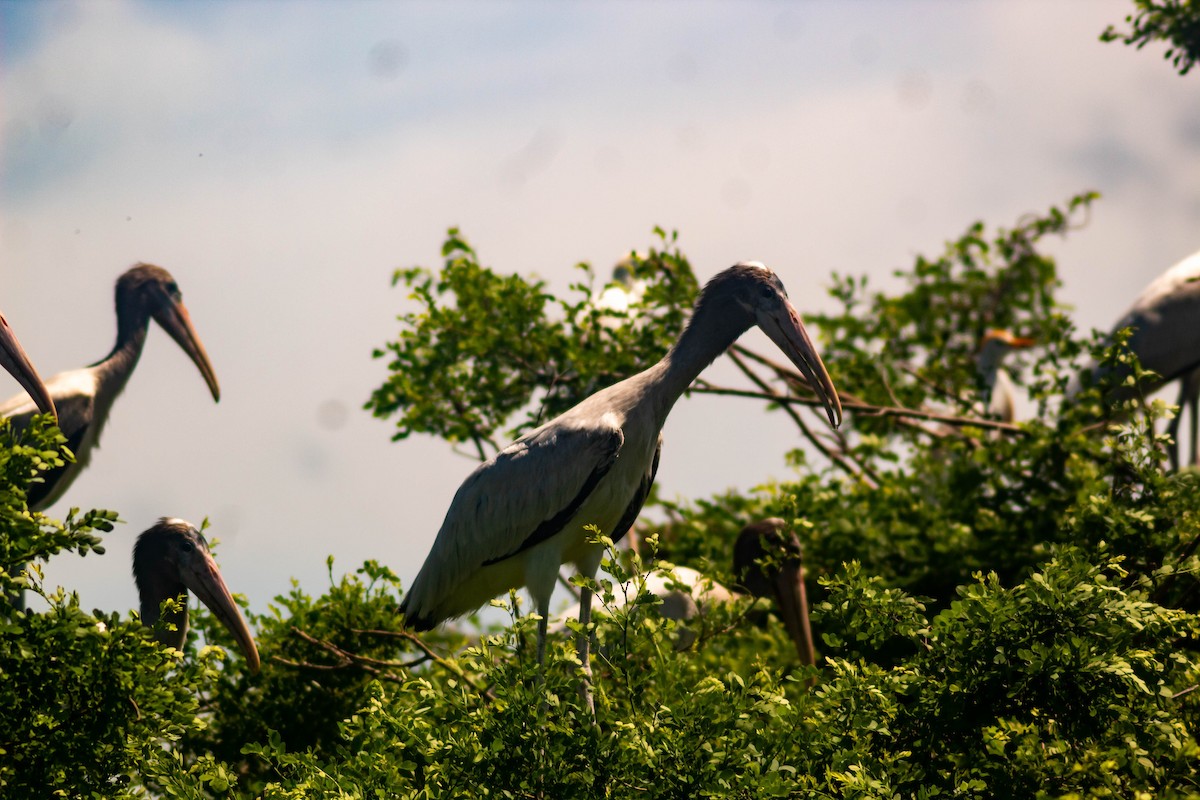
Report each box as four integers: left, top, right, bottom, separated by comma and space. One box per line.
133, 518, 259, 672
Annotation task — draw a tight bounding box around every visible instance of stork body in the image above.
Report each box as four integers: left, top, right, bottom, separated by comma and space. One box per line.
133, 518, 259, 672
0, 264, 219, 511
400, 262, 841, 708
1075, 249, 1200, 467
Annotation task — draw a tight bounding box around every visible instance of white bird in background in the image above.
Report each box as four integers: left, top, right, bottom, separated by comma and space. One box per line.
0, 310, 56, 422
0, 264, 220, 512
400, 262, 841, 712
975, 328, 1035, 422
551, 518, 816, 665
1075, 249, 1200, 469
133, 518, 260, 673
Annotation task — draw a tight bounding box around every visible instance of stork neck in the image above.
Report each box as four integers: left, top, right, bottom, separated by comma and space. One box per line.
649, 295, 752, 421
92, 309, 151, 395
140, 579, 190, 650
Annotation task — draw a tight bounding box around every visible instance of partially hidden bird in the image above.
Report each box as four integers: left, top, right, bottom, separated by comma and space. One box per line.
0, 264, 220, 511
133, 518, 259, 672
551, 518, 816, 665
1073, 249, 1200, 469
400, 261, 841, 709
0, 310, 56, 421
975, 328, 1035, 423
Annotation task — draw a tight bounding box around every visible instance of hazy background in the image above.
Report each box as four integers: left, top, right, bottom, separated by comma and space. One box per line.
2, 0, 1198, 620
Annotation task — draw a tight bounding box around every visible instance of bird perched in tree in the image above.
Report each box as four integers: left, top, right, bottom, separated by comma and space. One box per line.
975, 328, 1035, 422
400, 261, 840, 711
551, 518, 816, 664
0, 263, 220, 511
1073, 249, 1200, 469
133, 518, 259, 672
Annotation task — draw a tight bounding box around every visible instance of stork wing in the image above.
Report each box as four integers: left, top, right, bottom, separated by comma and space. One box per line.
402, 417, 623, 626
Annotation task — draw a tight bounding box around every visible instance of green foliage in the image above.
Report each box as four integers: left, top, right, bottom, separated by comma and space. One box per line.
1102, 0, 1200, 75
0, 420, 233, 798
6, 191, 1200, 797
367, 227, 698, 457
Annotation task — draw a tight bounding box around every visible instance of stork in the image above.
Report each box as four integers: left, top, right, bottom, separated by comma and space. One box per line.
133, 518, 259, 672
400, 262, 841, 711
0, 311, 56, 422
551, 518, 816, 665
976, 328, 1035, 422
1074, 249, 1200, 468
0, 264, 220, 511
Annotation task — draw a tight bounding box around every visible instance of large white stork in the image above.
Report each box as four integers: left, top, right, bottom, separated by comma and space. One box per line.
0, 311, 56, 422
0, 264, 220, 511
551, 519, 816, 665
400, 262, 841, 708
133, 518, 259, 672
1074, 249, 1200, 469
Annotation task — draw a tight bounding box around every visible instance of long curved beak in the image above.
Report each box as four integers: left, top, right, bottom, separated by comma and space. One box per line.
772, 561, 816, 669
759, 301, 842, 428
154, 300, 220, 402
0, 312, 56, 421
181, 550, 260, 672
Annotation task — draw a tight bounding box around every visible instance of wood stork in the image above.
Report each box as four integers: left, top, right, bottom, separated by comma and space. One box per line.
0, 311, 56, 421
133, 518, 259, 672
976, 328, 1035, 422
1074, 249, 1200, 468
0, 264, 220, 511
550, 519, 816, 665
400, 262, 841, 708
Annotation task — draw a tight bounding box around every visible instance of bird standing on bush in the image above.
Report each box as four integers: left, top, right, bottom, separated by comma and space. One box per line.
401, 262, 841, 712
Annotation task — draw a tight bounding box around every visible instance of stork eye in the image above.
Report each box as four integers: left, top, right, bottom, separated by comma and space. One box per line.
760, 286, 773, 299
180, 539, 195, 552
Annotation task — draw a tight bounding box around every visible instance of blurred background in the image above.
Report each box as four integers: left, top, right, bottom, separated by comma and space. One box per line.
1, 0, 1198, 619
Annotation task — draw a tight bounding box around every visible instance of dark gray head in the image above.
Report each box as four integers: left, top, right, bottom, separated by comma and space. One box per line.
132, 518, 260, 672
113, 264, 220, 402
732, 517, 815, 666
690, 262, 842, 428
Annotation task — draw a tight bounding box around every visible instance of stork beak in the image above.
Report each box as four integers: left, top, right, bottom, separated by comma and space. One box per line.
154, 299, 221, 402
0, 312, 56, 421
771, 561, 816, 668
181, 550, 260, 673
759, 301, 842, 428
985, 328, 1036, 349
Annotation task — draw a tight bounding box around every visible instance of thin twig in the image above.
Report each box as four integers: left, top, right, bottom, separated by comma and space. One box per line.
694, 385, 1026, 434
725, 349, 881, 487
350, 627, 496, 701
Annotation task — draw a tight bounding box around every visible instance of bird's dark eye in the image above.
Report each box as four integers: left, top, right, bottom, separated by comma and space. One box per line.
760, 286, 773, 299
180, 539, 195, 552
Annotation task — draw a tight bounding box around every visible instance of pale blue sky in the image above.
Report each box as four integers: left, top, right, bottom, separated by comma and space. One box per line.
1, 0, 1197, 624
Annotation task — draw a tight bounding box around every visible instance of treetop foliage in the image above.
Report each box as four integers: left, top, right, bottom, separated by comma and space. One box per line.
1102, 0, 1200, 75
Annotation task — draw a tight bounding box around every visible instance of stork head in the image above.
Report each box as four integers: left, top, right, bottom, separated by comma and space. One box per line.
133, 518, 260, 673
700, 262, 842, 428
733, 517, 816, 666
0, 311, 55, 420
116, 264, 220, 402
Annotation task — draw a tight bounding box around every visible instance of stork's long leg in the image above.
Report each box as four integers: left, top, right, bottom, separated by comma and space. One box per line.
575, 586, 596, 720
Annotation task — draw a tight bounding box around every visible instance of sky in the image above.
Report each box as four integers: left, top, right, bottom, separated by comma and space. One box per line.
1, 0, 1199, 623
